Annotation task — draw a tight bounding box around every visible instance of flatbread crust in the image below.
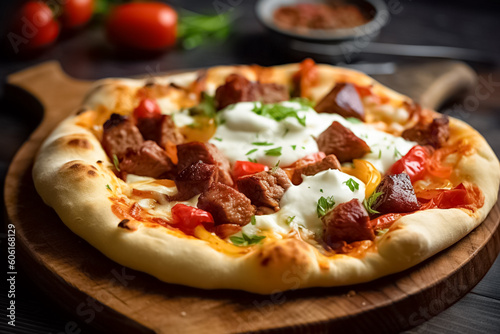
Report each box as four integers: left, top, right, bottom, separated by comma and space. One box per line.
33, 63, 500, 294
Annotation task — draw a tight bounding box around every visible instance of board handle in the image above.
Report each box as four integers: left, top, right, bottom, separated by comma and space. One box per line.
7, 61, 92, 119
374, 61, 477, 111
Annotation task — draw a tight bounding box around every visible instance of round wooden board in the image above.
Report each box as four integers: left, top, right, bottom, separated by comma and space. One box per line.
4, 61, 499, 334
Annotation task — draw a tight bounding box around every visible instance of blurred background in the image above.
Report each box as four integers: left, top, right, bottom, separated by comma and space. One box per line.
1, 0, 499, 333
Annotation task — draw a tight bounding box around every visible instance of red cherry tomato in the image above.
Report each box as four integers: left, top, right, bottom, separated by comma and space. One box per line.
60, 0, 94, 28
171, 204, 214, 235
133, 99, 162, 119
418, 183, 484, 210
106, 2, 177, 50
233, 161, 269, 179
389, 146, 430, 183
293, 58, 318, 97
10, 1, 60, 52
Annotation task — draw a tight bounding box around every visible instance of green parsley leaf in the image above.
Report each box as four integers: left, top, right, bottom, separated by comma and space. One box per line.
248, 157, 257, 163
376, 228, 389, 236
252, 141, 273, 146
291, 145, 297, 151
264, 147, 282, 156
177, 9, 233, 50
105, 184, 111, 191
188, 92, 216, 118
230, 233, 266, 246
286, 216, 295, 225
343, 178, 360, 192
316, 196, 336, 218
346, 117, 363, 124
271, 160, 280, 173
320, 189, 324, 193
246, 148, 258, 156
251, 103, 307, 127
251, 215, 256, 225
214, 137, 223, 141
112, 154, 121, 172
378, 150, 382, 159
394, 147, 402, 159
363, 191, 383, 215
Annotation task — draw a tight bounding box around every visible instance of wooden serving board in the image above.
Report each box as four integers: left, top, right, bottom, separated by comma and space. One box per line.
5, 61, 499, 334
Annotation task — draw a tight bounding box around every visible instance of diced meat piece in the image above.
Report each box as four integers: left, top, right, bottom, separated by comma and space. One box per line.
119, 141, 175, 179
197, 183, 255, 226
176, 142, 233, 186
159, 115, 184, 147
136, 115, 184, 148
213, 224, 242, 239
102, 114, 144, 158
214, 74, 289, 110
257, 83, 290, 104
174, 162, 218, 201
215, 74, 258, 110
316, 121, 371, 162
402, 116, 450, 148
256, 206, 276, 215
322, 199, 374, 248
291, 154, 341, 185
372, 173, 420, 214
237, 168, 291, 211
315, 83, 365, 121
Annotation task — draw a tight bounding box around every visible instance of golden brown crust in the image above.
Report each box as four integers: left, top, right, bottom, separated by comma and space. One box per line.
33, 63, 500, 294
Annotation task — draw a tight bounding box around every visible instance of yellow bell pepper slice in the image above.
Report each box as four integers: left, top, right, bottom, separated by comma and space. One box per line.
341, 159, 381, 197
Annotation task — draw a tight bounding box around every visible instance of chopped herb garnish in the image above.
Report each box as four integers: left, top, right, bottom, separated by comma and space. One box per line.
363, 191, 383, 215
251, 103, 306, 126
283, 128, 290, 137
252, 141, 273, 146
301, 146, 305, 150
378, 150, 382, 159
376, 228, 389, 236
264, 147, 282, 156
343, 178, 360, 192
251, 215, 256, 225
271, 160, 280, 173
346, 117, 363, 124
230, 233, 266, 246
394, 147, 402, 159
105, 184, 111, 191
286, 216, 296, 225
316, 196, 336, 218
248, 157, 257, 163
214, 137, 223, 141
188, 92, 216, 118
291, 145, 297, 151
246, 148, 258, 155
112, 154, 121, 172
320, 189, 324, 193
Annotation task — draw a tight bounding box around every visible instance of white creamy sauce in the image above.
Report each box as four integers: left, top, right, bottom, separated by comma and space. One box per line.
207, 101, 416, 173
241, 169, 365, 237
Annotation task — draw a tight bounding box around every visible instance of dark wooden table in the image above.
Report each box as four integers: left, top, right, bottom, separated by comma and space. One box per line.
1, 0, 500, 333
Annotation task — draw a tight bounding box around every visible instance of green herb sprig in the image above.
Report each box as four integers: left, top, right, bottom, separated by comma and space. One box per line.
343, 178, 360, 192
317, 196, 336, 218
363, 191, 383, 215
230, 233, 265, 247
